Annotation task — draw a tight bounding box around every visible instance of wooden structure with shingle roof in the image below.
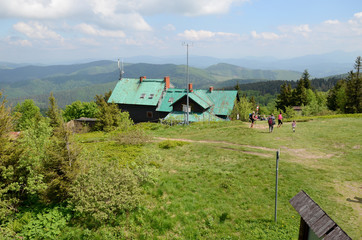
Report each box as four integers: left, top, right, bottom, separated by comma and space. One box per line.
289, 190, 351, 240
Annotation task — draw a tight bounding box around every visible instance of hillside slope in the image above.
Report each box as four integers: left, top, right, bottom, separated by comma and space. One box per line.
1, 61, 304, 108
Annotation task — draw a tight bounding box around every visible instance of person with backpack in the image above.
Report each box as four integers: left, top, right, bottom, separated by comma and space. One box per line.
278, 111, 283, 128
250, 111, 256, 128
268, 114, 275, 133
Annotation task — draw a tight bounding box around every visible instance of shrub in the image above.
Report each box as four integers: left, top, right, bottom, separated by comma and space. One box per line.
158, 140, 189, 149
69, 162, 142, 225
14, 207, 71, 239
113, 128, 151, 145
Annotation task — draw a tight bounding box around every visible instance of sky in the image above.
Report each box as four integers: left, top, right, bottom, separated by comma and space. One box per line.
0, 0, 361, 64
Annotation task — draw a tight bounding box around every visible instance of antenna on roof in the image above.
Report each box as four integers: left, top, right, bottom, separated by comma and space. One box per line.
118, 58, 124, 80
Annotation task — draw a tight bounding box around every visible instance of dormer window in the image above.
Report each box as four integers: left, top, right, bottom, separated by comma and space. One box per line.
140, 93, 146, 99
148, 94, 154, 99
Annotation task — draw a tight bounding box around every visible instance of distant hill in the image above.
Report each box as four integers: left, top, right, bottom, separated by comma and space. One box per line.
126, 51, 359, 77
0, 60, 310, 108
206, 63, 301, 81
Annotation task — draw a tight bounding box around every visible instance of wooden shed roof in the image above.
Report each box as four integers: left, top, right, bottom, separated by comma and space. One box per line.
289, 190, 351, 240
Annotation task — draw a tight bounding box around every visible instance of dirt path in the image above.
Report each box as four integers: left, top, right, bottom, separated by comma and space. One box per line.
155, 137, 334, 162
155, 137, 277, 157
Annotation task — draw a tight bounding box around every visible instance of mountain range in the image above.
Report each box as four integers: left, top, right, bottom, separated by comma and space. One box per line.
0, 51, 357, 108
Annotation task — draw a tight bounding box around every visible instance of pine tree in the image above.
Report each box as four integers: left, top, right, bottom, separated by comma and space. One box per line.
293, 80, 308, 106
46, 92, 63, 129
327, 80, 347, 112
276, 83, 292, 111
301, 69, 312, 89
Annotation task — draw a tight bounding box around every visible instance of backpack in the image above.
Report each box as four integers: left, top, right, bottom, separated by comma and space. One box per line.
249, 113, 252, 120
268, 117, 273, 125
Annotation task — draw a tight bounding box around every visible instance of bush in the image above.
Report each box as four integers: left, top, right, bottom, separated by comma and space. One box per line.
158, 140, 189, 149
12, 207, 71, 239
113, 128, 151, 145
69, 162, 143, 225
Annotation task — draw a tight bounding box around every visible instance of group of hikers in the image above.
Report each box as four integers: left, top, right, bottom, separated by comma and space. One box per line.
249, 111, 296, 133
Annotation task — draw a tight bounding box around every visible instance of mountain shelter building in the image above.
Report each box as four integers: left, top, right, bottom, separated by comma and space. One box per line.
107, 76, 238, 123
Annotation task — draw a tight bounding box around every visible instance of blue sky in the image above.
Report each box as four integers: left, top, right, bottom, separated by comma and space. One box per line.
0, 0, 361, 63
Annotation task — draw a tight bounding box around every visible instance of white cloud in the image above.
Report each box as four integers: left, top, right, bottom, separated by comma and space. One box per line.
353, 12, 362, 19
0, 0, 244, 33
4, 37, 32, 47
324, 20, 340, 25
138, 0, 246, 16
178, 29, 239, 41
0, 0, 79, 19
278, 24, 311, 37
78, 38, 101, 46
251, 31, 280, 40
163, 24, 176, 31
13, 21, 63, 41
75, 24, 125, 38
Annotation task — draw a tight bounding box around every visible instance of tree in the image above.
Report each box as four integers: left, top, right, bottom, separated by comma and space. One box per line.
345, 66, 362, 113
293, 79, 308, 106
275, 83, 292, 111
301, 69, 312, 89
0, 92, 17, 221
63, 101, 99, 122
46, 92, 63, 129
230, 96, 253, 121
95, 92, 133, 132
327, 80, 347, 112
13, 99, 42, 131
354, 56, 361, 79
249, 96, 257, 111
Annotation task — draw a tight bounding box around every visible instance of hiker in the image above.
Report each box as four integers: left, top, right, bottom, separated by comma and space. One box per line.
250, 111, 256, 128
278, 111, 283, 127
292, 120, 296, 132
268, 114, 275, 133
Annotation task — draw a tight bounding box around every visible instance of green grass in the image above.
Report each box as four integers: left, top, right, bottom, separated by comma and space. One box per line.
72, 117, 361, 239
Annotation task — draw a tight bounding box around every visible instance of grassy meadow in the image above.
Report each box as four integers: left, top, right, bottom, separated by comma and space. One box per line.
74, 117, 361, 239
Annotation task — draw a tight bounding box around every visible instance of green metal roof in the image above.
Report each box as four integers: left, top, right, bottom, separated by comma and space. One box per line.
108, 78, 165, 106
163, 111, 224, 122
157, 88, 237, 116
207, 90, 238, 116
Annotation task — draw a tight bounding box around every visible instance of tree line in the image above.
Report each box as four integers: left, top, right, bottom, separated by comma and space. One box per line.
230, 56, 361, 118
275, 56, 361, 114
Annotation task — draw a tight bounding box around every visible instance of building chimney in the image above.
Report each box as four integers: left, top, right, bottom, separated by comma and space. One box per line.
140, 76, 146, 82
188, 83, 193, 92
209, 86, 214, 92
164, 76, 170, 89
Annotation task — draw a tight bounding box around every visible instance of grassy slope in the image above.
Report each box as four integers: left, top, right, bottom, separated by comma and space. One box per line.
76, 117, 361, 239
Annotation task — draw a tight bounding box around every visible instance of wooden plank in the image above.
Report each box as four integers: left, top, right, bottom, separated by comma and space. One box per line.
289, 191, 352, 240
311, 214, 335, 238
324, 226, 352, 240
290, 191, 309, 212
299, 202, 324, 225
294, 196, 313, 215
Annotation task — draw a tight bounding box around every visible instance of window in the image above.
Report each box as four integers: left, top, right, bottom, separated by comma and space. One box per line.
148, 94, 154, 99
140, 93, 146, 99
168, 97, 174, 103
146, 111, 153, 118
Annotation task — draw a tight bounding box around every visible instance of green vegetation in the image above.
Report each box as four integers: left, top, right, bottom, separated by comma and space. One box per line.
1, 88, 361, 239
0, 57, 361, 239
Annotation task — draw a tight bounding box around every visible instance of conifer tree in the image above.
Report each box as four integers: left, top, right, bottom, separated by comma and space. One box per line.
46, 92, 63, 129
276, 83, 292, 111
